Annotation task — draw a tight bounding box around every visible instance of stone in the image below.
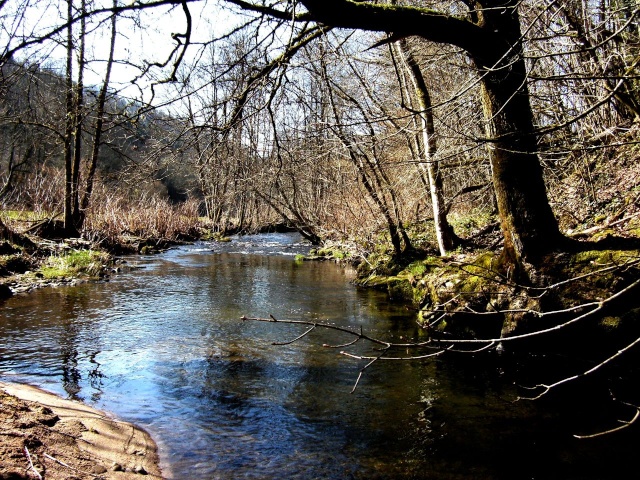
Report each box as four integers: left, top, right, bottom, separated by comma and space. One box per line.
91, 464, 108, 474
0, 284, 12, 300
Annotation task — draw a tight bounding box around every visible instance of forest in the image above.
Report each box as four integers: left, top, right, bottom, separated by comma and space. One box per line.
1, 0, 640, 439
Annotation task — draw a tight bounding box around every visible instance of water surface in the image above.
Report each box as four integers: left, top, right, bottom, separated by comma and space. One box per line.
0, 233, 638, 479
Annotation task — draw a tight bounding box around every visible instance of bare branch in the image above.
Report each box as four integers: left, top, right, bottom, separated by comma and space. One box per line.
272, 324, 316, 345
520, 335, 640, 401
574, 402, 640, 439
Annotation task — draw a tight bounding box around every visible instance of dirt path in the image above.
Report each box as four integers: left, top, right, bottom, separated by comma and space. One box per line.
0, 381, 164, 480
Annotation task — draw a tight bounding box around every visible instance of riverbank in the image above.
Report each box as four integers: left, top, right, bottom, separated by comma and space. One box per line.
0, 381, 164, 480
0, 233, 185, 299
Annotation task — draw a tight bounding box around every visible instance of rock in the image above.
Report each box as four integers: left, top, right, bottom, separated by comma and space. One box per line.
111, 462, 124, 471
0, 284, 12, 300
134, 465, 148, 475
91, 464, 108, 474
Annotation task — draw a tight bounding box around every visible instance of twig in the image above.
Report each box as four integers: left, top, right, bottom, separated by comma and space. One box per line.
43, 453, 100, 477
568, 212, 640, 237
323, 327, 362, 348
340, 345, 451, 361
573, 402, 640, 439
519, 334, 640, 400
348, 350, 389, 394
23, 445, 42, 480
272, 324, 316, 345
242, 315, 395, 347
448, 341, 496, 354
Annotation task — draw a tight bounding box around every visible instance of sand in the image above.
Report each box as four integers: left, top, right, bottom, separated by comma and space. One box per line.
0, 381, 164, 480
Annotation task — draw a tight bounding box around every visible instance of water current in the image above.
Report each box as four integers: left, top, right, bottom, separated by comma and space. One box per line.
0, 233, 638, 479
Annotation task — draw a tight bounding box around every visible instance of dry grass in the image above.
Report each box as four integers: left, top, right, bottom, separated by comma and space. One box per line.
84, 194, 202, 244
2, 175, 203, 245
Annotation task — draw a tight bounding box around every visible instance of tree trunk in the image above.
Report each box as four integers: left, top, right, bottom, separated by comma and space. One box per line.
63, 0, 75, 235
296, 0, 564, 272
394, 38, 456, 256
80, 0, 117, 230
471, 3, 561, 273
71, 0, 86, 228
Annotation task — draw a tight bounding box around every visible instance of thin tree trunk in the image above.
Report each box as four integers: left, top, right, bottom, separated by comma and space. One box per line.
394, 38, 455, 256
71, 0, 86, 228
79, 0, 117, 230
63, 0, 75, 234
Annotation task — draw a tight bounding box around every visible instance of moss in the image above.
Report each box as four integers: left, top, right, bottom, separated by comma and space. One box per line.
448, 209, 496, 236
386, 277, 415, 303
317, 247, 347, 260
406, 261, 427, 277
201, 231, 232, 242
0, 210, 47, 222
600, 316, 621, 330
300, 245, 350, 262
39, 249, 110, 280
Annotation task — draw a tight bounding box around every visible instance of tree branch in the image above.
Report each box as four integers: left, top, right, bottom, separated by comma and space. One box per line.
296, 0, 493, 60
574, 402, 640, 439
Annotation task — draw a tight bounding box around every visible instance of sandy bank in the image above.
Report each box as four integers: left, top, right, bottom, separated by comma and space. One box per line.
0, 381, 164, 480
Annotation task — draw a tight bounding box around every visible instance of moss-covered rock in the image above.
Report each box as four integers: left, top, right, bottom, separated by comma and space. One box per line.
353, 241, 640, 342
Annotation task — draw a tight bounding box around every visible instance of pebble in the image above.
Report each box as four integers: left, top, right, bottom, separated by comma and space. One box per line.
91, 465, 108, 474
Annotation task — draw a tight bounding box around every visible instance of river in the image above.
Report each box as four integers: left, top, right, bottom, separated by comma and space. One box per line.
0, 233, 637, 479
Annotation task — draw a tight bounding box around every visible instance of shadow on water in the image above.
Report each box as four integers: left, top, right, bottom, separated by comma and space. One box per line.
1, 233, 639, 479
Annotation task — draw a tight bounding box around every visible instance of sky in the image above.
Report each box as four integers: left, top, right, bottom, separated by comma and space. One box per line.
1, 0, 236, 104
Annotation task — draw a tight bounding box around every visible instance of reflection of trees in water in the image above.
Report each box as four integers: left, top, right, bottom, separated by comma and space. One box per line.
57, 290, 104, 401
60, 326, 81, 398
87, 350, 105, 402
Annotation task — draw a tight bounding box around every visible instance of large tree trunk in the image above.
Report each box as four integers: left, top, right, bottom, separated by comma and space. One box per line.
471, 3, 561, 273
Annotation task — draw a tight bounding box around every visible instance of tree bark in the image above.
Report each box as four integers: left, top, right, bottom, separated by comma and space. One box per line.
469, 2, 561, 270
80, 0, 118, 230
71, 0, 86, 228
63, 0, 75, 235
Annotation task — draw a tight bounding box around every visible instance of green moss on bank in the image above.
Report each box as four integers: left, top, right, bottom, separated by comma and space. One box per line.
302, 244, 351, 262
38, 249, 111, 280
353, 241, 640, 340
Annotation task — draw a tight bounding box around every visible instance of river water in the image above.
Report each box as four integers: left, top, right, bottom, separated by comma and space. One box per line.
0, 233, 638, 479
